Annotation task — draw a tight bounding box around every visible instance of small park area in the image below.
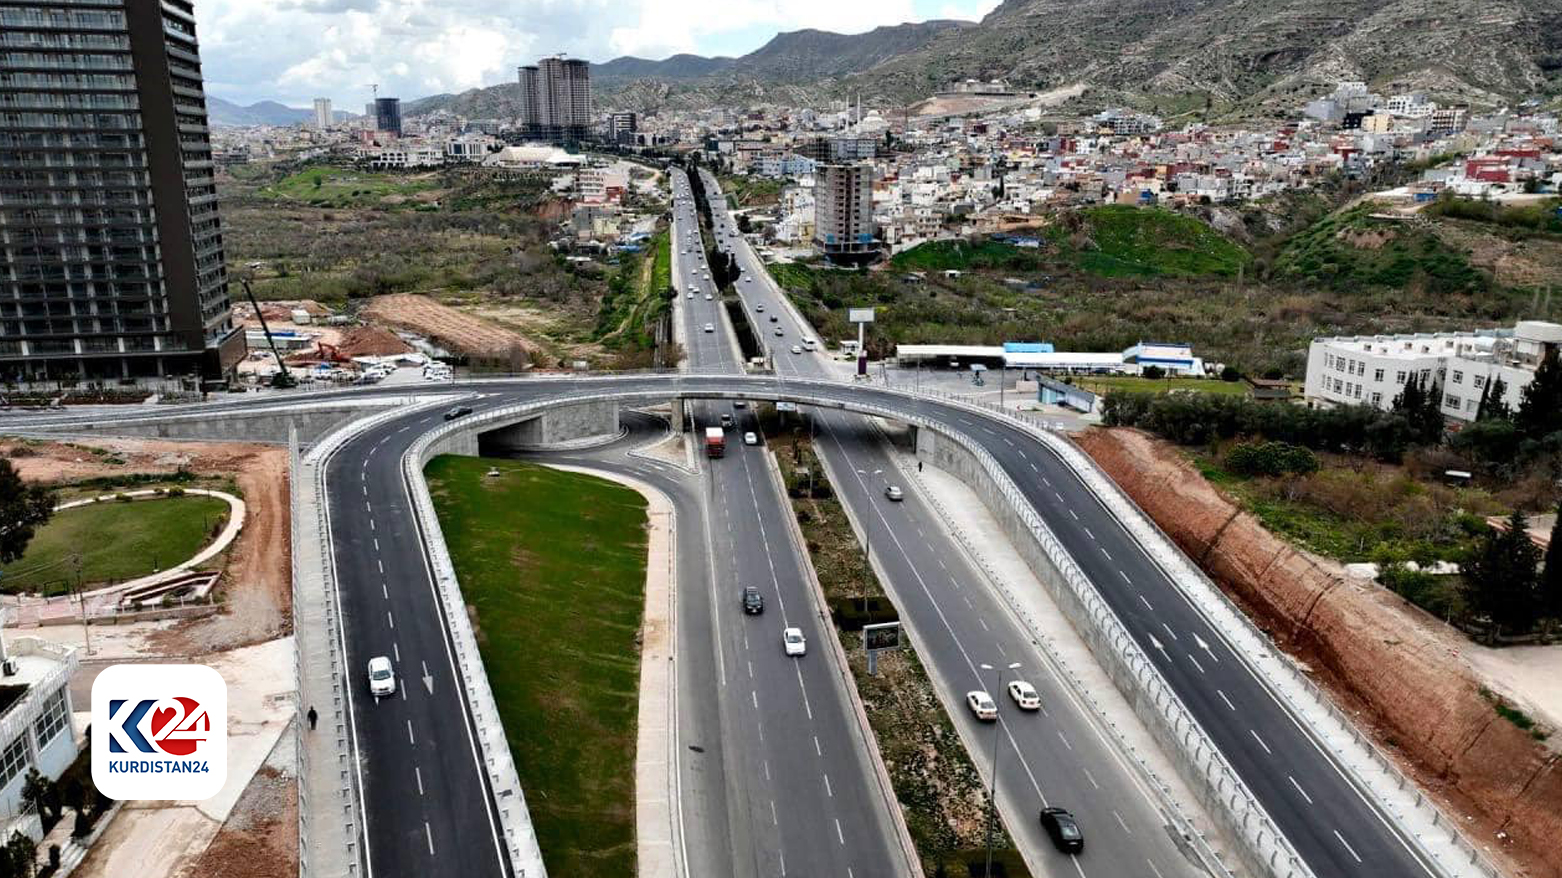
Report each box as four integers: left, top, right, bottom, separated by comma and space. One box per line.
2, 493, 229, 595
424, 456, 648, 878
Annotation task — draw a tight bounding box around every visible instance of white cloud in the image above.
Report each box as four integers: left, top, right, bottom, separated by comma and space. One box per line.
193, 0, 930, 106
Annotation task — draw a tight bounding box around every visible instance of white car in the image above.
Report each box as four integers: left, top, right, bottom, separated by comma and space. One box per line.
755, 303, 765, 311
791, 345, 802, 354
783, 627, 807, 656
686, 292, 694, 299
774, 327, 784, 337
703, 323, 715, 333
705, 294, 713, 301
743, 431, 758, 446
885, 485, 904, 501
966, 690, 998, 721
1007, 680, 1042, 711
367, 656, 396, 697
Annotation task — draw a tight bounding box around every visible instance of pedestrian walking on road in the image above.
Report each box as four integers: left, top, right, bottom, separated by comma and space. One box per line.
917, 460, 923, 473
307, 706, 318, 731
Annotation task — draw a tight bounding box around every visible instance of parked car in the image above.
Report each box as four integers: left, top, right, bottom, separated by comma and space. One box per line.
783, 627, 807, 656
743, 431, 758, 446
367, 656, 396, 697
1007, 680, 1041, 710
966, 690, 998, 721
885, 485, 904, 501
1039, 807, 1084, 853
443, 405, 473, 421
742, 586, 764, 614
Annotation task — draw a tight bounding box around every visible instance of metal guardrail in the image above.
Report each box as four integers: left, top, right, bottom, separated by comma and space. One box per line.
910, 387, 1502, 878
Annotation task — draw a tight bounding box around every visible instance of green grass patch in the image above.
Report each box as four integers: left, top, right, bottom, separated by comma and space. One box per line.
1052, 205, 1252, 278
890, 239, 1042, 273
258, 164, 439, 208
424, 456, 647, 878
1274, 203, 1491, 294
2, 495, 229, 594
1074, 376, 1251, 397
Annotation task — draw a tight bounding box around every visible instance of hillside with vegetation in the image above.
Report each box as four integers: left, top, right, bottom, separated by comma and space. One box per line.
778, 194, 1556, 376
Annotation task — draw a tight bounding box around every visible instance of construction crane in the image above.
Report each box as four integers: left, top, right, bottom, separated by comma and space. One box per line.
240, 278, 295, 389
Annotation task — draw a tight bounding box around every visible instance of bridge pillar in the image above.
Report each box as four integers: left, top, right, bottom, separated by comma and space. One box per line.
477, 400, 620, 452
670, 399, 685, 433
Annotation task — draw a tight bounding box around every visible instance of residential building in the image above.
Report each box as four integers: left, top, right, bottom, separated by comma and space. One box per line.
1429, 107, 1468, 136
373, 97, 402, 137
0, 637, 80, 828
814, 163, 878, 264
518, 57, 591, 143
609, 112, 637, 144
313, 97, 332, 129
0, 0, 246, 387
1304, 321, 1562, 422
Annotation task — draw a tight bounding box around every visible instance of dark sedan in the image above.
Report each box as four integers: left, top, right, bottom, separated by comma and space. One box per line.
443, 405, 473, 420
742, 586, 764, 614
1039, 807, 1083, 854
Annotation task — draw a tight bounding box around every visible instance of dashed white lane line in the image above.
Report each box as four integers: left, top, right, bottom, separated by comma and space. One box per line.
424, 821, 434, 855
387, 611, 395, 630
835, 817, 845, 845
1082, 768, 1100, 790
392, 642, 399, 662
1187, 653, 1206, 674
1160, 623, 1178, 641
1083, 527, 1096, 540
1113, 809, 1131, 834
381, 582, 388, 600
1056, 730, 1072, 751
823, 773, 833, 797
1289, 775, 1314, 805
813, 735, 822, 756
763, 760, 770, 781
1138, 595, 1154, 611
1250, 729, 1273, 755
1054, 491, 1065, 503
747, 661, 753, 679
415, 766, 424, 796
1146, 859, 1166, 878
1333, 829, 1364, 864
770, 800, 778, 826
751, 691, 758, 710
377, 559, 384, 575
1217, 690, 1237, 711
1101, 547, 1113, 561
373, 538, 380, 552
978, 618, 989, 632
1119, 569, 1132, 583
406, 720, 416, 745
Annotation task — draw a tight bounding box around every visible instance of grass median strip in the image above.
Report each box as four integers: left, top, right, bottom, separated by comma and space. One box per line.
425, 455, 648, 878
763, 412, 1031, 877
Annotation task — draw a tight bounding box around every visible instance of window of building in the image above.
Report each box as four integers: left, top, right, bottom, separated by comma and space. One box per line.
0, 736, 27, 790
1445, 394, 1461, 409
33, 689, 68, 748
1395, 371, 1406, 384
1452, 370, 1463, 384
1371, 392, 1383, 406
1473, 375, 1485, 389
1374, 368, 1384, 382
1353, 384, 1362, 399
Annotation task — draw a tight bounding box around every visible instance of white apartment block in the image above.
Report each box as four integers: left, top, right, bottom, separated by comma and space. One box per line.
1305, 321, 1562, 423
0, 638, 79, 827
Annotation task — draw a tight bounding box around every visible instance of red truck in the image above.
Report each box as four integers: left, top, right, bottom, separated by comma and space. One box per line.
704, 426, 726, 458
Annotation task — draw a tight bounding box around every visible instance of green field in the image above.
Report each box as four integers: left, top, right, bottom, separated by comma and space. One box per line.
890, 239, 1042, 273
1274, 203, 1490, 294
2, 495, 229, 594
424, 456, 647, 878
1075, 376, 1253, 397
257, 164, 441, 208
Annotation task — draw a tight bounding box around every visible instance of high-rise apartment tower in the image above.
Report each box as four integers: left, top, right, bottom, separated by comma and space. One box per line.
0, 0, 246, 386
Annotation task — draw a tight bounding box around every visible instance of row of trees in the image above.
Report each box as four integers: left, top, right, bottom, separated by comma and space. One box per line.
1465, 508, 1562, 639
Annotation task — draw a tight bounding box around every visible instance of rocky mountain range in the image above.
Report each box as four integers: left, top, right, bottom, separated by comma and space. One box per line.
208, 97, 353, 127
392, 0, 1562, 120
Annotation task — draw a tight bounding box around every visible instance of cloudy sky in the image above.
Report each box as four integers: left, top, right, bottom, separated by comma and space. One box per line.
195, 0, 1002, 108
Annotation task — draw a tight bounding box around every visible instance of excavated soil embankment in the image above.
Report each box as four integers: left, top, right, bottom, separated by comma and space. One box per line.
1074, 428, 1562, 878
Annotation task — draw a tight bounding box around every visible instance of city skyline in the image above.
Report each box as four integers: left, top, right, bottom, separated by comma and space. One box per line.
192, 0, 1001, 108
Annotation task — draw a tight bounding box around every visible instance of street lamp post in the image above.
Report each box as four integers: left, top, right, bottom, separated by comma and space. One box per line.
980, 661, 1022, 878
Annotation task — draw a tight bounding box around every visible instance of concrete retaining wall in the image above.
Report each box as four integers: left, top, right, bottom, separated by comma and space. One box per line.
13, 402, 407, 446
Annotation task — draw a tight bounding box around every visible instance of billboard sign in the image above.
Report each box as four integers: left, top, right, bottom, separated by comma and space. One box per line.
848, 308, 875, 324
863, 621, 901, 674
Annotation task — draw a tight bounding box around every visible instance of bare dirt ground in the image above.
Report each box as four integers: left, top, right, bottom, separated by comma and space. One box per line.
5, 436, 291, 652
179, 765, 297, 878
363, 292, 533, 359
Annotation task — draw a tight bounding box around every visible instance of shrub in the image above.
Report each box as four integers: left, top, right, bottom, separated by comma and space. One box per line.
1220, 364, 1242, 382
1226, 441, 1320, 477
1142, 365, 1166, 380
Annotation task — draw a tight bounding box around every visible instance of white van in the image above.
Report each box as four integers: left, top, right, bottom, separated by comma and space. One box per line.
801, 338, 817, 352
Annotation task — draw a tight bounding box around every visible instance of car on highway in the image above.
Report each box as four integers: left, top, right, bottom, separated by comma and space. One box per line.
773, 327, 784, 337
742, 586, 764, 614
703, 323, 715, 333
1007, 680, 1042, 710
744, 276, 752, 282
1039, 807, 1084, 853
966, 690, 998, 720
755, 303, 765, 311
367, 656, 396, 697
719, 413, 734, 428
885, 485, 904, 501
687, 292, 694, 299
705, 294, 713, 301
733, 400, 747, 408
769, 314, 779, 323
443, 405, 473, 421
791, 345, 802, 354
783, 627, 807, 656
743, 431, 758, 446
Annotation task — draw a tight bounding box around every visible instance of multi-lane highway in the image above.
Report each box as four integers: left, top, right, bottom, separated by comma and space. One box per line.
668, 167, 908, 878
1, 166, 1457, 878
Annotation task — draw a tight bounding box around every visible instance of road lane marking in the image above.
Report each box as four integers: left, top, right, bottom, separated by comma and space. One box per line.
770, 800, 777, 826
415, 766, 424, 795
1083, 527, 1095, 540
1160, 623, 1178, 640
381, 583, 388, 600
387, 611, 394, 629
1138, 595, 1154, 611
424, 821, 434, 855
763, 760, 770, 780
1113, 809, 1130, 834
1187, 653, 1206, 674
373, 538, 380, 552
1054, 491, 1065, 503
1289, 775, 1314, 804
1146, 859, 1165, 878
1217, 690, 1236, 711
751, 691, 758, 709
1250, 729, 1272, 755
393, 642, 399, 662
406, 720, 415, 745
1119, 569, 1132, 583
1056, 730, 1072, 750
978, 618, 989, 632
1083, 768, 1100, 789
824, 773, 833, 797
835, 817, 845, 845
1101, 547, 1113, 561
814, 735, 822, 756
747, 661, 753, 679
377, 559, 384, 575
1334, 829, 1363, 864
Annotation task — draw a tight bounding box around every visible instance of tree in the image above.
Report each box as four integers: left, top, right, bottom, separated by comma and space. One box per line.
1463, 510, 1542, 638
1542, 503, 1562, 629
1516, 348, 1562, 439
1393, 374, 1445, 446
6, 830, 34, 878
1476, 375, 1512, 422
0, 460, 55, 564
19, 769, 57, 829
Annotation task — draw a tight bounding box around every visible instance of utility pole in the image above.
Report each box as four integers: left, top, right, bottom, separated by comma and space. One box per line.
70, 552, 92, 656
981, 661, 1021, 877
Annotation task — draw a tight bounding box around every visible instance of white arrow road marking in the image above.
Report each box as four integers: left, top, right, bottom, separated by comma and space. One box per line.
421, 661, 434, 693
1194, 633, 1221, 662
